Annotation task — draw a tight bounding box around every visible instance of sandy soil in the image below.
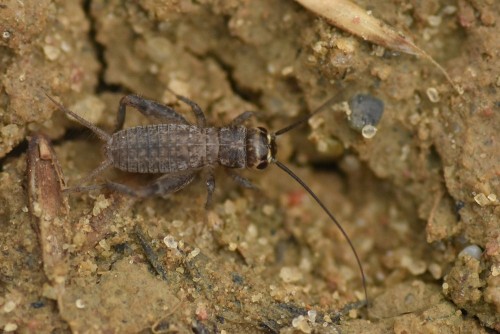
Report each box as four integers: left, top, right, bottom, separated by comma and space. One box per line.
0, 0, 498, 333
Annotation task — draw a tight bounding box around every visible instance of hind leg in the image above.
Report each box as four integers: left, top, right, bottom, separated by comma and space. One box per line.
66, 173, 196, 198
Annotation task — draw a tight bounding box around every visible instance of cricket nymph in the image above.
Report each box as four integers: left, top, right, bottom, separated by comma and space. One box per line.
106, 125, 277, 174
46, 92, 368, 304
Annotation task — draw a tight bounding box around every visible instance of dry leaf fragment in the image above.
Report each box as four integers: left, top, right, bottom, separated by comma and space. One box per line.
27, 134, 70, 298
295, 0, 462, 93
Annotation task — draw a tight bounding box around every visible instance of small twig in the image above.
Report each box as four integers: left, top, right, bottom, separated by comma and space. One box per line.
27, 134, 70, 299
135, 226, 169, 281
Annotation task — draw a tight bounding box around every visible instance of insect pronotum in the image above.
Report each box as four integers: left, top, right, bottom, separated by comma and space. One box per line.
46, 91, 368, 304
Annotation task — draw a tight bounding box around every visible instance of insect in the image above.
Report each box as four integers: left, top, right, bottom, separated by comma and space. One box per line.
46, 91, 368, 304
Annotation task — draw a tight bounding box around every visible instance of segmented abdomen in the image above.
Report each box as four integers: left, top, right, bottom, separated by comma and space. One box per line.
109, 124, 218, 173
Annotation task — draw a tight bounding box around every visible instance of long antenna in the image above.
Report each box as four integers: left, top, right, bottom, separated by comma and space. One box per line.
275, 160, 368, 304
275, 95, 341, 136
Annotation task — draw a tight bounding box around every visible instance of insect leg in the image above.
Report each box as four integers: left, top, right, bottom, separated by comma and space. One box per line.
116, 95, 190, 132
62, 159, 113, 194
74, 173, 196, 197
205, 171, 215, 209
165, 88, 206, 128
229, 111, 255, 126
226, 170, 259, 190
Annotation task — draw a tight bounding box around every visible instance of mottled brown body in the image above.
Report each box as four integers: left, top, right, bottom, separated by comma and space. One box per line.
110, 125, 220, 173
109, 124, 269, 174
46, 93, 272, 202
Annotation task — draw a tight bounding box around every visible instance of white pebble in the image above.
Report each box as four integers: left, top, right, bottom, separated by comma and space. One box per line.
43, 45, 61, 61
361, 125, 377, 139
292, 315, 311, 333
75, 299, 85, 309
188, 247, 200, 260
2, 301, 16, 313
458, 245, 482, 260
163, 235, 178, 249
3, 323, 17, 332
427, 15, 442, 27
473, 193, 489, 206
307, 310, 317, 323
279, 267, 303, 283
426, 87, 440, 103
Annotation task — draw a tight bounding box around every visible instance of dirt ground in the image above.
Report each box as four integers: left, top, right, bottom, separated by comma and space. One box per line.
0, 0, 498, 333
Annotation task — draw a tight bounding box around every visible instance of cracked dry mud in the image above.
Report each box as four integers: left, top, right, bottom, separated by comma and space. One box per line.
0, 1, 498, 333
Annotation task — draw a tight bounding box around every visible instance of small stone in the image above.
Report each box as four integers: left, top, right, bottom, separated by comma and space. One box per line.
4, 323, 17, 332
292, 315, 311, 333
262, 204, 275, 216
458, 245, 482, 260
188, 247, 200, 260
246, 224, 258, 239
347, 94, 384, 132
251, 293, 263, 302
361, 125, 377, 139
163, 235, 178, 249
3, 300, 16, 313
43, 45, 61, 61
224, 200, 236, 215
427, 15, 442, 27
442, 6, 457, 15
281, 66, 294, 76
279, 266, 303, 283
428, 263, 442, 279
474, 193, 489, 206
426, 87, 440, 103
1, 124, 20, 138
75, 299, 85, 309
307, 310, 317, 323
491, 265, 500, 277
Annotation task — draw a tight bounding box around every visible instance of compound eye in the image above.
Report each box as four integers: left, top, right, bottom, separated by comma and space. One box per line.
256, 160, 269, 170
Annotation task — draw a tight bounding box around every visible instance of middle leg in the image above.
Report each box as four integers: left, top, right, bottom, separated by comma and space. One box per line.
229, 111, 255, 127
116, 95, 190, 132
226, 169, 259, 190
165, 88, 207, 128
